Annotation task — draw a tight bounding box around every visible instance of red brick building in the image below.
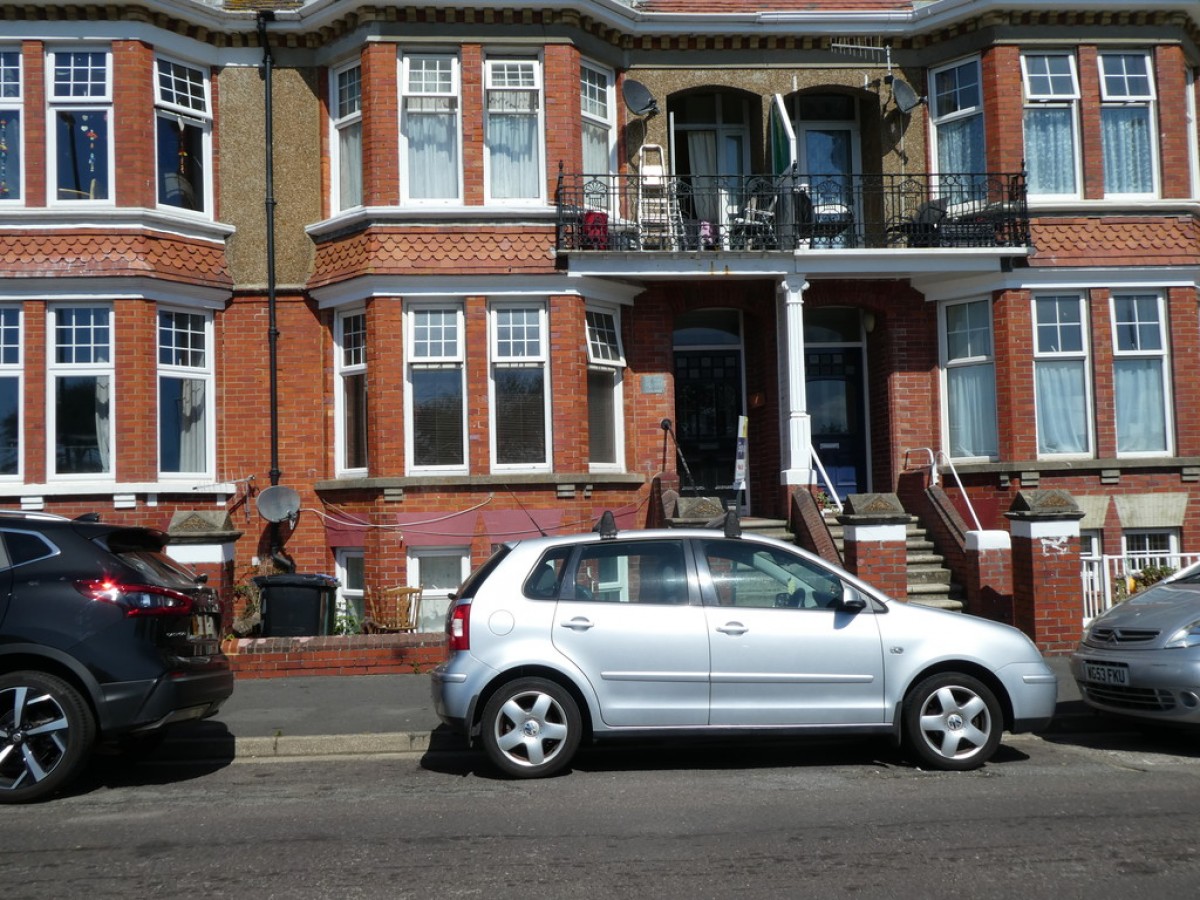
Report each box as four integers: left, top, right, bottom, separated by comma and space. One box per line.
1, 0, 1198, 660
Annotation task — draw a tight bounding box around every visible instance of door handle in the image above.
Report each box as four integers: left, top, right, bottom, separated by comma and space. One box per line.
716, 622, 748, 635
560, 617, 595, 632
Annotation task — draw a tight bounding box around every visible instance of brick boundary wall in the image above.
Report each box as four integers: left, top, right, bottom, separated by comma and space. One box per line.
222, 634, 448, 678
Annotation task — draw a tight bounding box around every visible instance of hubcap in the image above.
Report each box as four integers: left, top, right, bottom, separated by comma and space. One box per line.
494, 689, 570, 769
918, 685, 991, 761
1, 686, 71, 791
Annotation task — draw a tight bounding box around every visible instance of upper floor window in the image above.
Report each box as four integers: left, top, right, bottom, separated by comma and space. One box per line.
0, 306, 21, 477
336, 309, 367, 473
1034, 295, 1091, 456
155, 57, 211, 214
580, 63, 614, 178
158, 307, 212, 477
490, 301, 549, 469
941, 298, 997, 460
50, 304, 112, 476
401, 53, 460, 203
1021, 52, 1080, 197
0, 49, 22, 201
1112, 293, 1169, 454
331, 61, 363, 211
49, 48, 111, 202
407, 303, 466, 471
930, 58, 985, 204
1099, 52, 1157, 197
585, 305, 625, 471
485, 57, 543, 203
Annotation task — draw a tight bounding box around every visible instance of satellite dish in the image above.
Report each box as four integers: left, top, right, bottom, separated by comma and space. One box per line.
622, 80, 659, 117
256, 485, 301, 523
891, 79, 924, 114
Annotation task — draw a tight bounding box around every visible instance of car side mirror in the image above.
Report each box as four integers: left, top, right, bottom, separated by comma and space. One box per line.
839, 587, 868, 612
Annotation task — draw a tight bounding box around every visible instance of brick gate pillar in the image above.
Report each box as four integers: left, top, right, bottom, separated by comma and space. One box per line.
1005, 490, 1085, 655
839, 493, 910, 601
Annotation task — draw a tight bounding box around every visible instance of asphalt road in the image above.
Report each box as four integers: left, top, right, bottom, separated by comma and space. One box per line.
5, 724, 1199, 899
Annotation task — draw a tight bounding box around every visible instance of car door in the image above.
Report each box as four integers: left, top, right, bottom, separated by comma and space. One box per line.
551, 538, 710, 728
697, 537, 887, 726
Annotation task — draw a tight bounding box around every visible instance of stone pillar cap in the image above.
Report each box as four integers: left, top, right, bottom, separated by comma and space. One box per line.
836, 492, 911, 526
1004, 489, 1084, 522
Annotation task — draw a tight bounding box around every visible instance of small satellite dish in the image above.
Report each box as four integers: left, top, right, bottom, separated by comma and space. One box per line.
892, 79, 924, 114
622, 80, 659, 117
256, 485, 301, 523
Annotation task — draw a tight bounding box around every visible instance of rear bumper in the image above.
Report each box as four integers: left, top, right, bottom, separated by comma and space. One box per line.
99, 663, 235, 735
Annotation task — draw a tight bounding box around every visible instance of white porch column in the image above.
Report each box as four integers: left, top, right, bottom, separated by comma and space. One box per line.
778, 275, 813, 486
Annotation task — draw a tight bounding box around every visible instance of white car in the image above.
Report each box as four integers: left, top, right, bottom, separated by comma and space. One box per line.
432, 513, 1058, 777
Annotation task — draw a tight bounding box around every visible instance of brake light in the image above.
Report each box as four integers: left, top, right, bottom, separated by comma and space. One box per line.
448, 603, 470, 652
76, 580, 194, 617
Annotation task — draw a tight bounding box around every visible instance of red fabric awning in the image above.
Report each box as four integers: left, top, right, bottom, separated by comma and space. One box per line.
324, 516, 370, 548
396, 511, 480, 547
481, 509, 565, 544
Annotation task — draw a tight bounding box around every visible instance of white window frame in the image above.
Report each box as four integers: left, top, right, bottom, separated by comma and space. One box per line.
0, 47, 23, 203
335, 548, 366, 629
1122, 529, 1179, 573
405, 300, 467, 474
1098, 51, 1159, 199
928, 57, 986, 206
48, 303, 114, 480
585, 303, 625, 473
154, 54, 212, 216
940, 297, 998, 462
400, 52, 462, 205
483, 55, 545, 205
1033, 294, 1092, 458
580, 61, 615, 178
1111, 292, 1172, 457
1020, 51, 1081, 199
408, 547, 471, 633
47, 47, 113, 204
0, 304, 22, 480
330, 60, 363, 212
157, 305, 214, 480
335, 308, 368, 475
489, 299, 550, 472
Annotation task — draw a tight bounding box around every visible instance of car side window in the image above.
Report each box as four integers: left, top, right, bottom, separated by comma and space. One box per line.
701, 539, 843, 610
0, 529, 57, 569
571, 539, 690, 604
524, 546, 572, 600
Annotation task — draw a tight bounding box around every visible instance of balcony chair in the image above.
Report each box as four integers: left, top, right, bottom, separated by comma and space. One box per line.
361, 585, 423, 634
730, 178, 779, 250
888, 198, 947, 247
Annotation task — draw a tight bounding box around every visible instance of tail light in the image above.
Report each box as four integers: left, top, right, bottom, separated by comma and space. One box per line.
447, 603, 470, 652
76, 580, 194, 617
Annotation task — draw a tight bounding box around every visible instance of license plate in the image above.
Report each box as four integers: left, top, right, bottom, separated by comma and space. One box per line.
1084, 662, 1129, 686
191, 615, 218, 639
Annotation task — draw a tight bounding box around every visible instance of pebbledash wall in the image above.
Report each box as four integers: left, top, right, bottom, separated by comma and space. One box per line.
1, 1, 1199, 674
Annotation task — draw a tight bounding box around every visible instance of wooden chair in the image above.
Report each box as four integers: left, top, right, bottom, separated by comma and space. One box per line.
361, 586, 423, 633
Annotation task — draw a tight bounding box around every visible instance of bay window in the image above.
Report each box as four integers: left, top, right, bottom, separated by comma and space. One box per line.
942, 298, 997, 460
930, 58, 986, 204
407, 303, 466, 471
1100, 52, 1157, 197
490, 301, 549, 468
336, 310, 367, 473
1, 48, 22, 201
585, 305, 625, 470
1112, 293, 1169, 454
155, 56, 211, 213
49, 48, 111, 202
1022, 52, 1080, 197
581, 63, 614, 179
51, 305, 112, 476
331, 61, 363, 211
1034, 295, 1091, 456
0, 306, 20, 476
401, 53, 460, 203
158, 307, 212, 477
485, 57, 543, 203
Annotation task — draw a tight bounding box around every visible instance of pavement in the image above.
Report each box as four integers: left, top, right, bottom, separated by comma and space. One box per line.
162, 656, 1105, 762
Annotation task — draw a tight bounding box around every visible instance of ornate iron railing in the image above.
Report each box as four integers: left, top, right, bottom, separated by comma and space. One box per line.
555, 170, 1029, 253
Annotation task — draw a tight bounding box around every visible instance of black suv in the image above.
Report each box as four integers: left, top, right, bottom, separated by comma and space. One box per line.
0, 511, 234, 802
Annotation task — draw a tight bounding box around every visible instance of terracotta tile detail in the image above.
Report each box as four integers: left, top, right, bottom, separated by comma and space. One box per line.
1030, 216, 1200, 268
310, 226, 557, 288
0, 230, 232, 288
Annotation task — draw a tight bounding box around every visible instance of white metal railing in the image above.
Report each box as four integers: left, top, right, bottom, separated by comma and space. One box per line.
808, 445, 844, 513
902, 447, 982, 531
1081, 552, 1200, 623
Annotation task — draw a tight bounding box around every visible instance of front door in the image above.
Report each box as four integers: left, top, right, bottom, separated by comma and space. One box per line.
805, 308, 868, 500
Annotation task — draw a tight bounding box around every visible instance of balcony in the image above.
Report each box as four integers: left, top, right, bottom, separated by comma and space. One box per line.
555, 171, 1030, 255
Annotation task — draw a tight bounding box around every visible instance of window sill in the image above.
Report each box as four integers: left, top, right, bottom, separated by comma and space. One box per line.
315, 471, 646, 492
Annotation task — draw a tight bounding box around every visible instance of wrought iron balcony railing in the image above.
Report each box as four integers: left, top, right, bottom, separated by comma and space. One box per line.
555, 170, 1029, 253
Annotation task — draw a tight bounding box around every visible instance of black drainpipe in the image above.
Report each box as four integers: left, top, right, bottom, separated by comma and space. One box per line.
257, 11, 292, 571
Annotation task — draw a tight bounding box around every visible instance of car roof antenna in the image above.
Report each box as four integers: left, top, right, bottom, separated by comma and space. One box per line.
593, 510, 619, 540
723, 507, 742, 539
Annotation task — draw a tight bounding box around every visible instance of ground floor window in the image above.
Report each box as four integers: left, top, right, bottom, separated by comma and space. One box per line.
335, 549, 365, 633
408, 548, 469, 632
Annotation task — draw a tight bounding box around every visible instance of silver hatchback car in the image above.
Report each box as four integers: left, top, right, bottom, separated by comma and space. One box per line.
432, 515, 1057, 777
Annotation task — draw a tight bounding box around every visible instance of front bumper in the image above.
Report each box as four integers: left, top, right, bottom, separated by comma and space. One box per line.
1070, 646, 1200, 724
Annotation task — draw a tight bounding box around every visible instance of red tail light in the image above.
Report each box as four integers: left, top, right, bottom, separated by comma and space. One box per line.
448, 603, 470, 652
76, 580, 195, 617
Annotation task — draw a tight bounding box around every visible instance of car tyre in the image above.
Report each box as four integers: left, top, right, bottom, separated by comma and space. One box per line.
481, 677, 581, 778
902, 672, 1002, 771
0, 671, 96, 803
